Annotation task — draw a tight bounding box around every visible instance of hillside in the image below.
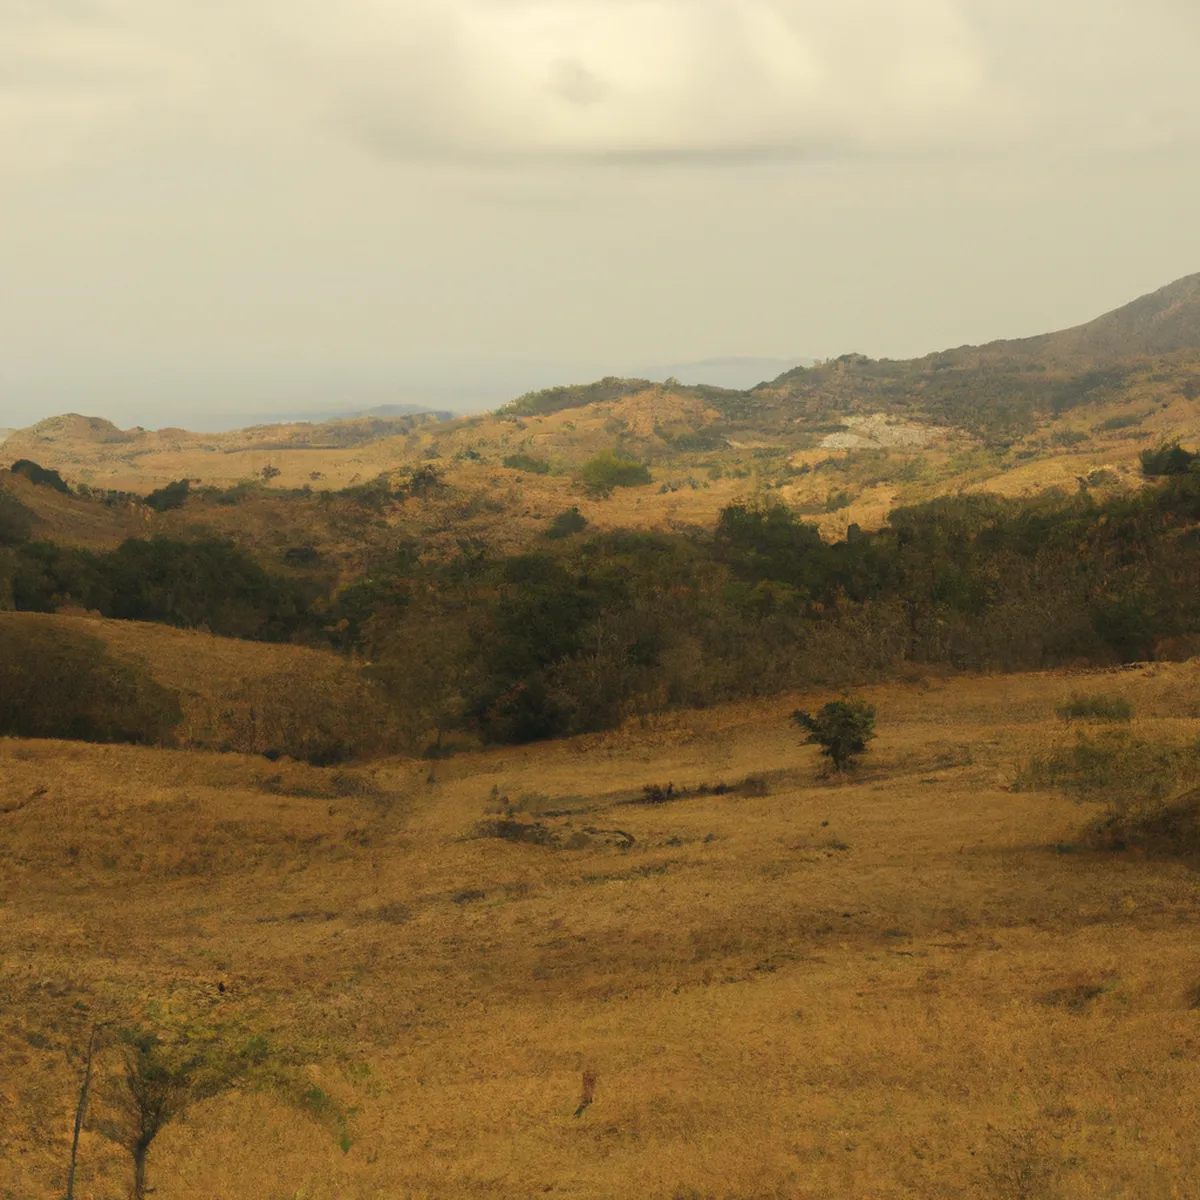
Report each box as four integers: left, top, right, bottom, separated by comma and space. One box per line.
4, 663, 1200, 1197
4, 275, 1200, 549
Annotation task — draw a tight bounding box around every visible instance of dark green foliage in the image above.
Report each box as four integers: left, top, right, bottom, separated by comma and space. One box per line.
500, 377, 649, 418
670, 430, 729, 452
580, 451, 652, 495
144, 479, 190, 512
100, 538, 314, 640
1096, 413, 1147, 432
0, 488, 34, 546
546, 507, 589, 539
336, 477, 400, 511
1141, 442, 1197, 476
6, 537, 319, 641
503, 452, 551, 474
282, 545, 322, 567
0, 618, 182, 744
1050, 430, 1088, 448
1056, 693, 1132, 721
793, 699, 877, 770
11, 459, 70, 493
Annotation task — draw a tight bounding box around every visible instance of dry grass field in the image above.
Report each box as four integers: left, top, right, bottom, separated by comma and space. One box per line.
7, 381, 1197, 552
4, 661, 1200, 1198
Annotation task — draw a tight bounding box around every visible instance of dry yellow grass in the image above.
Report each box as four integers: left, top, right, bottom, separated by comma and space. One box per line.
4, 661, 1200, 1197
7, 381, 1197, 552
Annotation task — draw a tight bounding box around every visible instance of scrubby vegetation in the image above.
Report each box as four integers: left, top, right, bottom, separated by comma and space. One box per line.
579, 451, 652, 496
1016, 729, 1200, 856
3, 469, 1200, 752
11, 458, 71, 493
3, 537, 319, 641
499, 377, 649, 418
502, 452, 551, 475
0, 616, 181, 744
144, 478, 191, 512
546, 507, 589, 539
1141, 442, 1198, 476
0, 486, 34, 546
1056, 692, 1132, 721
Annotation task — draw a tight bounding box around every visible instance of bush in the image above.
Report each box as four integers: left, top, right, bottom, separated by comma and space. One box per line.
1050, 429, 1088, 448
793, 699, 877, 770
1056, 693, 1132, 721
503, 453, 551, 475
145, 479, 190, 512
0, 488, 34, 547
546, 507, 589, 539
0, 616, 182, 744
217, 661, 398, 764
1141, 442, 1197, 477
580, 451, 652, 496
1016, 730, 1200, 855
1096, 413, 1146, 432
10, 459, 70, 493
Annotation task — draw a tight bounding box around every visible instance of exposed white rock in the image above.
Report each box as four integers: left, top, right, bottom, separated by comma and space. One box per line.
819, 413, 948, 451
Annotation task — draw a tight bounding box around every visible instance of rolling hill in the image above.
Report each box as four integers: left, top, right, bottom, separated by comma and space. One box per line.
3, 273, 1199, 557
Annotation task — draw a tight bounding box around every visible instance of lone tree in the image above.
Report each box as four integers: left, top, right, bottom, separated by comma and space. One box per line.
793, 699, 877, 771
107, 1029, 200, 1200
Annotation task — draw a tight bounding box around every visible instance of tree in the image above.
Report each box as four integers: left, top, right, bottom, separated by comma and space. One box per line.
10, 459, 70, 493
793, 698, 876, 771
1140, 442, 1197, 477
144, 479, 190, 512
110, 1031, 199, 1200
579, 451, 651, 496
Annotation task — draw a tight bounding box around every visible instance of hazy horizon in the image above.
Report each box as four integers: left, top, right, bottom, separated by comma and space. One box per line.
3, 2, 1200, 430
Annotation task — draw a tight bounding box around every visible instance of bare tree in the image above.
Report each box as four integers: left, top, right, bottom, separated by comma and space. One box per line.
112, 1032, 196, 1200
65, 1021, 109, 1200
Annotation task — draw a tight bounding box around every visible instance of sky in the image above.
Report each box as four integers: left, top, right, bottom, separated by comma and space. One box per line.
2, 0, 1200, 429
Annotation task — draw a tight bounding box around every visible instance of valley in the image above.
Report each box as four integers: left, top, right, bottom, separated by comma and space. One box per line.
4, 662, 1200, 1199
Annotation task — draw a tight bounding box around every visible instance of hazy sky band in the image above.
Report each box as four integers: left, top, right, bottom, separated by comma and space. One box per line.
2, 1, 1198, 427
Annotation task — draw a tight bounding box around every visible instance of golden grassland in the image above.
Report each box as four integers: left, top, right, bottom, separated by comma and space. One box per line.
6, 384, 1199, 553
4, 661, 1200, 1198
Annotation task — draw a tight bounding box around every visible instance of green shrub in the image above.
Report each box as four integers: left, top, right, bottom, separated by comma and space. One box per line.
1096, 413, 1146, 432
145, 479, 190, 512
0, 488, 34, 547
11, 459, 70, 493
579, 451, 651, 496
1050, 430, 1088, 448
1141, 442, 1197, 477
1015, 730, 1200, 855
503, 453, 551, 475
0, 616, 182, 744
793, 699, 877, 771
546, 507, 589, 539
1056, 693, 1132, 721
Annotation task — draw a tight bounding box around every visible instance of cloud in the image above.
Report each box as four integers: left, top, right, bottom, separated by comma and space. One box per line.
274, 0, 1000, 162
0, 0, 1197, 175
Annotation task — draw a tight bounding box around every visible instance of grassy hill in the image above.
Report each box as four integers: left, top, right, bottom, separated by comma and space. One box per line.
4, 276, 1200, 1198
4, 663, 1200, 1197
4, 275, 1200, 552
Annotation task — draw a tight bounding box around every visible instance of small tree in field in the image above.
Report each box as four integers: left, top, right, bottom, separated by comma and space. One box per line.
793, 699, 876, 771
106, 1030, 200, 1200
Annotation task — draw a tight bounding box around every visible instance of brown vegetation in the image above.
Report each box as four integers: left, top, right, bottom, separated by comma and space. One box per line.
3, 662, 1200, 1197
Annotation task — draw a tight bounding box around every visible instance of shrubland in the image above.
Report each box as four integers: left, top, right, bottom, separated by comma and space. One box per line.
2, 471, 1200, 753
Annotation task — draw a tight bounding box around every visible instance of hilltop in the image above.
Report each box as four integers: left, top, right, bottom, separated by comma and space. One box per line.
4, 275, 1200, 552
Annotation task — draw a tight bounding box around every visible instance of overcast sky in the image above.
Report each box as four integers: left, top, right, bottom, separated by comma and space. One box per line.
3, 1, 1199, 428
